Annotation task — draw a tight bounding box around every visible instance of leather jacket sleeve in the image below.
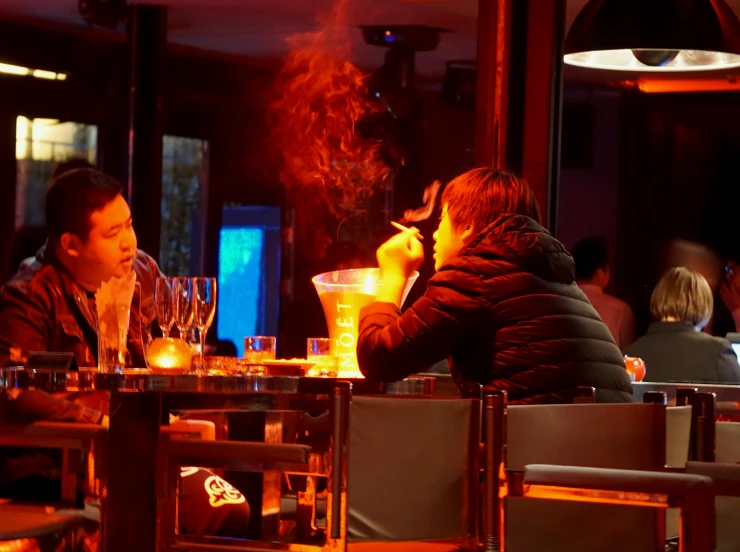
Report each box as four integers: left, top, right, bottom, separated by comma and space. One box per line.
4, 389, 103, 424
0, 281, 53, 366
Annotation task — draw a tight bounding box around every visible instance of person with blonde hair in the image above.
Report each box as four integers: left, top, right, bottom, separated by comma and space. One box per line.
625, 267, 740, 383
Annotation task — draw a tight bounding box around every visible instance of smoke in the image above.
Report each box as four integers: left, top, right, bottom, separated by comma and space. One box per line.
401, 180, 441, 223
269, 0, 391, 258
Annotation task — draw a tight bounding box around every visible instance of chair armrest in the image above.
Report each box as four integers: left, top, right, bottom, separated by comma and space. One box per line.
161, 438, 314, 473
0, 422, 107, 450
523, 464, 714, 499
520, 464, 715, 552
686, 461, 740, 496
0, 509, 87, 540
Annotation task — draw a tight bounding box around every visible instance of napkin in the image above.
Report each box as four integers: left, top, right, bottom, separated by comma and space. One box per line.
95, 271, 137, 358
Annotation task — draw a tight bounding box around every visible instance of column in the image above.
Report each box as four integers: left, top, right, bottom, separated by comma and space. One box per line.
474, 0, 566, 231
126, 5, 167, 258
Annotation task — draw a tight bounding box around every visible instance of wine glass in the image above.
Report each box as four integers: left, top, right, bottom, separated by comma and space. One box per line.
154, 277, 175, 337
173, 277, 194, 341
193, 277, 217, 374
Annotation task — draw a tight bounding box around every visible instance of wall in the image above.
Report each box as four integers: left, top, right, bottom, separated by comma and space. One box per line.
557, 88, 620, 290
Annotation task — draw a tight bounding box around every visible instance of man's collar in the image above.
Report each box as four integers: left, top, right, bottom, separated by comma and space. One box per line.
39, 241, 95, 299
578, 282, 604, 294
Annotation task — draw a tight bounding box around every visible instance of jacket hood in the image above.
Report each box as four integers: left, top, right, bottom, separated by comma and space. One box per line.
459, 214, 575, 284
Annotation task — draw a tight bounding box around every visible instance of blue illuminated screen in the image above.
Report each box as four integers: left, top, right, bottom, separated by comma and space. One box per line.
216, 207, 281, 357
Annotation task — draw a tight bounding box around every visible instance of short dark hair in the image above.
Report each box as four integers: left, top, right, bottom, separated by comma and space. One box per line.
45, 168, 123, 241
441, 168, 542, 232
572, 236, 609, 281
51, 158, 95, 182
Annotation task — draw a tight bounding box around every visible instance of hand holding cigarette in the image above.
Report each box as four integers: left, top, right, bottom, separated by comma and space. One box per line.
377, 223, 425, 282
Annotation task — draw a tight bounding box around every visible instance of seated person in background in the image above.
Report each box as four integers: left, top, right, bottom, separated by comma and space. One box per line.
624, 266, 740, 384
721, 259, 740, 333
357, 168, 633, 404
572, 236, 635, 349
0, 165, 250, 537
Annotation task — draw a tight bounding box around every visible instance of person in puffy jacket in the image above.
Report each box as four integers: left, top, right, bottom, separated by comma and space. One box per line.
357, 168, 633, 404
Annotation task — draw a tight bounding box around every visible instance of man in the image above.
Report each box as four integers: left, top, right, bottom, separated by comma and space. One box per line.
0, 166, 156, 367
0, 166, 250, 537
358, 168, 632, 404
572, 236, 635, 349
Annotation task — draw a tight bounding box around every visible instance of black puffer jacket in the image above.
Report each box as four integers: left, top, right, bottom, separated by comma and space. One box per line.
358, 214, 633, 404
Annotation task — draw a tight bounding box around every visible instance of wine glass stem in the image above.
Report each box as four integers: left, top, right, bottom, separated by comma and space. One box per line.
199, 329, 206, 375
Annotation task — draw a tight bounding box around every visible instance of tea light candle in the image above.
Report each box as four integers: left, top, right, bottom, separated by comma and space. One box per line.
147, 337, 192, 371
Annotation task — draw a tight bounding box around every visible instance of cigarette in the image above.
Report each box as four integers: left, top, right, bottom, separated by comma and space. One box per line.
391, 221, 423, 240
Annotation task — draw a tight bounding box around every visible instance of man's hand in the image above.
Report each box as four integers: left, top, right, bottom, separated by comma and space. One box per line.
721, 260, 740, 332
374, 230, 424, 308
377, 230, 424, 280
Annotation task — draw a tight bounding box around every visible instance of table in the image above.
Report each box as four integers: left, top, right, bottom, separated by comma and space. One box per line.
1, 368, 435, 552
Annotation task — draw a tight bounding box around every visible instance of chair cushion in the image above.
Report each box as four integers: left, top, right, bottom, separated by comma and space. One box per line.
523, 464, 714, 497
164, 439, 311, 467
0, 510, 85, 540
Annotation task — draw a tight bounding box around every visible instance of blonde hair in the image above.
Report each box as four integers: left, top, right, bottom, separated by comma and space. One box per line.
650, 267, 713, 327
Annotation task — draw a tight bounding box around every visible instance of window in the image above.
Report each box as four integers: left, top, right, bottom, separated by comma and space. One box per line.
160, 136, 208, 276
15, 116, 97, 228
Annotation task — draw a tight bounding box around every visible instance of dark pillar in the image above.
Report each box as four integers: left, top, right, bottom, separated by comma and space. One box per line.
0, 109, 16, 280
474, 0, 566, 231
126, 5, 167, 259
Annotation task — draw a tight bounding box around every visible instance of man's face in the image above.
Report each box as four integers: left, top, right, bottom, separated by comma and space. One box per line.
74, 195, 137, 286
433, 204, 469, 271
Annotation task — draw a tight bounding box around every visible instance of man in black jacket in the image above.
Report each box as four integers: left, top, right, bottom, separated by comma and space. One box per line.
358, 168, 633, 404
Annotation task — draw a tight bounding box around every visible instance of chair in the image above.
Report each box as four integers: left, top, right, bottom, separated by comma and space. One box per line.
0, 510, 92, 551
511, 464, 714, 552
685, 461, 740, 552
0, 422, 107, 506
345, 393, 481, 550
502, 401, 674, 552
0, 422, 107, 551
716, 422, 740, 464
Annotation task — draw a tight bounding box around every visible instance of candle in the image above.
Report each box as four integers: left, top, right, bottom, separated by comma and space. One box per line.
147, 337, 192, 372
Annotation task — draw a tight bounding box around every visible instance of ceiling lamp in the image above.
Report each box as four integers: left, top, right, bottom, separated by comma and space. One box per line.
564, 0, 740, 71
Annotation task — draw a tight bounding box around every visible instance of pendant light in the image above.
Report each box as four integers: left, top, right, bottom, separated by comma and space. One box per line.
564, 0, 740, 71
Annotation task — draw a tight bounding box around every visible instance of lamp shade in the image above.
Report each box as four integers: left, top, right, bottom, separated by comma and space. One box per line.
565, 0, 740, 71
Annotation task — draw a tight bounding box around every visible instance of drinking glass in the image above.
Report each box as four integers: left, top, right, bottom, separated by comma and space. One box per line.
173, 277, 194, 341
154, 277, 175, 337
244, 336, 276, 374
306, 338, 338, 377
193, 277, 217, 374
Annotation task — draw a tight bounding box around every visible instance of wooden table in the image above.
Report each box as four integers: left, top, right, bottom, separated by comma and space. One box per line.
1, 368, 435, 552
